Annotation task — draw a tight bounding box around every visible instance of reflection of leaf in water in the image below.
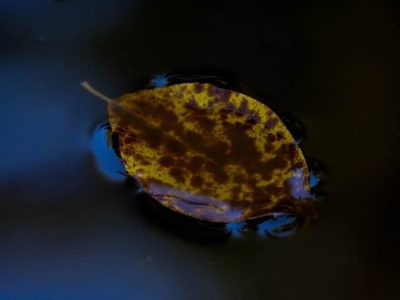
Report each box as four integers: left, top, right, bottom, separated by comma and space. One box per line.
82, 81, 317, 223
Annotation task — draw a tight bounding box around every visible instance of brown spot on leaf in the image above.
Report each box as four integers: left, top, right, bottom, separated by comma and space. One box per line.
237, 99, 248, 116
185, 97, 199, 109
265, 143, 274, 152
169, 167, 185, 182
267, 133, 276, 143
265, 118, 278, 129
159, 156, 175, 167
276, 131, 284, 140
234, 121, 252, 131
288, 143, 297, 156
190, 175, 203, 188
164, 136, 186, 155
231, 186, 242, 197
207, 141, 229, 163
182, 130, 206, 151
194, 84, 204, 93
204, 160, 228, 183
233, 174, 245, 184
221, 102, 236, 113
262, 154, 287, 171
188, 115, 216, 132
187, 155, 204, 172
124, 135, 137, 144
246, 110, 260, 124
140, 127, 163, 148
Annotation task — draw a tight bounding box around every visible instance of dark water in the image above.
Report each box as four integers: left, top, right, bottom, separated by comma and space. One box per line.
1, 0, 400, 299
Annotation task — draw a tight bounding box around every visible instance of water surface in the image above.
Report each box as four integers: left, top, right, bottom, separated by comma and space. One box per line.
1, 0, 399, 299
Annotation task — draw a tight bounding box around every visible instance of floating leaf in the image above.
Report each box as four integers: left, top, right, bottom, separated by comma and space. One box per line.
82, 81, 317, 223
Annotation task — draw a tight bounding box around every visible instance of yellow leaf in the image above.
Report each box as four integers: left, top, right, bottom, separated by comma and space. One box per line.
82, 81, 317, 223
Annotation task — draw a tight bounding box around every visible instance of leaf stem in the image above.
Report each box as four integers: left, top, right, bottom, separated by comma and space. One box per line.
80, 81, 114, 104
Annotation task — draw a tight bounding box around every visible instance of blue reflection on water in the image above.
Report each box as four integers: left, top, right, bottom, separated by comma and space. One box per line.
91, 124, 126, 182
149, 73, 169, 88
224, 221, 247, 237
309, 170, 321, 188
257, 213, 299, 238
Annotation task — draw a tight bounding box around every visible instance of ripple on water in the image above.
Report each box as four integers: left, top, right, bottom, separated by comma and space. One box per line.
91, 122, 126, 182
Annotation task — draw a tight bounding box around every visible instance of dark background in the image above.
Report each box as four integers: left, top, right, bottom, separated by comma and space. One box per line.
1, 0, 399, 299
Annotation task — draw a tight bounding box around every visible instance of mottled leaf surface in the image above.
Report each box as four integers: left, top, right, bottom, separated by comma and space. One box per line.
105, 83, 315, 223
